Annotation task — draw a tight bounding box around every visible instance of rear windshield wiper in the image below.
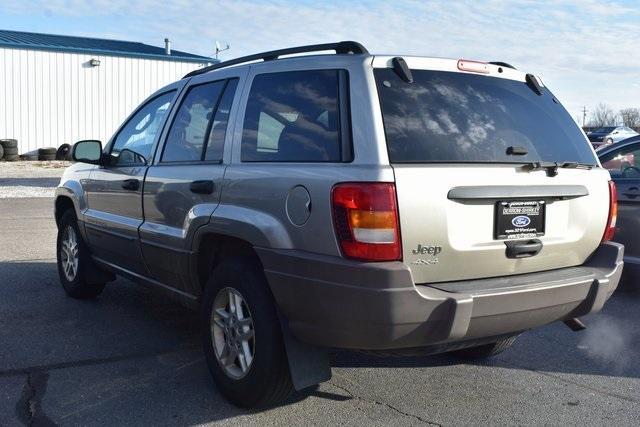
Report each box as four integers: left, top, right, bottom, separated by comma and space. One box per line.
558, 161, 594, 170
523, 161, 594, 177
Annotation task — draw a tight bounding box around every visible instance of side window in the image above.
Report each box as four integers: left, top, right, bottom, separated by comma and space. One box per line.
110, 91, 175, 166
601, 143, 640, 179
205, 79, 239, 161
161, 81, 225, 162
241, 70, 344, 162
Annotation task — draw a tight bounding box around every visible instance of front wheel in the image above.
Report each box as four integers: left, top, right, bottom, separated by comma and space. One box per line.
201, 256, 292, 408
56, 210, 105, 299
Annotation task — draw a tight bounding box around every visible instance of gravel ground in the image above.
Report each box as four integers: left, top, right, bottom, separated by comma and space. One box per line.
0, 161, 68, 198
0, 198, 639, 426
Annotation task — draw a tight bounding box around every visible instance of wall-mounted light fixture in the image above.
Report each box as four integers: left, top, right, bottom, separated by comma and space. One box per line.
89, 58, 101, 67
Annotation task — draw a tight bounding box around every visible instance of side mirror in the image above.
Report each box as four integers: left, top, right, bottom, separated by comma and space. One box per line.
72, 140, 103, 164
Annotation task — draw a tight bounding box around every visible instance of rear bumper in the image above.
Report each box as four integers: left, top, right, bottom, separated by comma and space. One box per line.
257, 242, 624, 350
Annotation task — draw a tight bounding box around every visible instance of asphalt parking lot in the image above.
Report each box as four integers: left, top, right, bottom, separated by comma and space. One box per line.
1, 196, 639, 426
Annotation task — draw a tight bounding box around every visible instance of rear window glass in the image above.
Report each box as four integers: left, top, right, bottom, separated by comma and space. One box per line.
375, 68, 597, 165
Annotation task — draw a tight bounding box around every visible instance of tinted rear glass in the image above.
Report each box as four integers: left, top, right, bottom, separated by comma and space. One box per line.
375, 69, 597, 165
241, 70, 342, 162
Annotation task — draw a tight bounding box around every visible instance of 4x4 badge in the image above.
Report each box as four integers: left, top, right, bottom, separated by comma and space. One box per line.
412, 258, 439, 266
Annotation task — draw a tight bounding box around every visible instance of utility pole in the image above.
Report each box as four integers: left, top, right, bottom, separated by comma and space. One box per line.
581, 106, 588, 127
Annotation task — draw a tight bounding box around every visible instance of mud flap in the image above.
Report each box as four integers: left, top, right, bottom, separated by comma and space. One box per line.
278, 313, 332, 391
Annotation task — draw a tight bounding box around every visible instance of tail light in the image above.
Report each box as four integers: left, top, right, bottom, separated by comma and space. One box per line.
331, 183, 401, 261
602, 181, 617, 241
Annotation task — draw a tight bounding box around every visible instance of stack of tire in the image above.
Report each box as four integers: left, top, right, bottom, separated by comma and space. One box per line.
38, 147, 57, 161
0, 139, 19, 161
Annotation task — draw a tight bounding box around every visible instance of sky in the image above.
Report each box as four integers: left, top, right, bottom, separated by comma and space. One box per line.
1, 0, 639, 124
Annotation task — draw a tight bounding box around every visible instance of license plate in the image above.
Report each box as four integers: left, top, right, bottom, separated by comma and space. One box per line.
495, 200, 545, 240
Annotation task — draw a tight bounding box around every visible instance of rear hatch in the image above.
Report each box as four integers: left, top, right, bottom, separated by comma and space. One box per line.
372, 57, 610, 284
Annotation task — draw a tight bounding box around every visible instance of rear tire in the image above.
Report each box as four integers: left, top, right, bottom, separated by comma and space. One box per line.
201, 256, 292, 408
56, 210, 105, 299
450, 336, 518, 360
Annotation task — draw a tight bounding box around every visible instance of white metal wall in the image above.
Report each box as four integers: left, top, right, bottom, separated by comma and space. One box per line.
0, 47, 207, 154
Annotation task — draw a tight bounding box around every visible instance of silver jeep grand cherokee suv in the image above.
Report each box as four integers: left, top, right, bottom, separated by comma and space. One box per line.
55, 41, 623, 408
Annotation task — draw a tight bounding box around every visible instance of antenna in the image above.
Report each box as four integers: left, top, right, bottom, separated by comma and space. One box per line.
215, 41, 230, 59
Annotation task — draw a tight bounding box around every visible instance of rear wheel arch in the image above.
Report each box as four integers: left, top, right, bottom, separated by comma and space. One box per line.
195, 233, 264, 292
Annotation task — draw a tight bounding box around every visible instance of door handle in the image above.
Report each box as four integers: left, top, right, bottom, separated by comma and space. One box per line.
505, 239, 543, 259
121, 179, 140, 191
190, 180, 214, 194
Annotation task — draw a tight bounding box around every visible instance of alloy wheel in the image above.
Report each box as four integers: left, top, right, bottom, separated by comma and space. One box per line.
211, 287, 255, 379
60, 225, 79, 281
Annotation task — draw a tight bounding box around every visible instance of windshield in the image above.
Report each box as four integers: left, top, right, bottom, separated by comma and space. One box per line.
375, 68, 597, 165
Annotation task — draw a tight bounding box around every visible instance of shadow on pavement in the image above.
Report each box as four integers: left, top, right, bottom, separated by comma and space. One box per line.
0, 260, 323, 424
1, 259, 639, 424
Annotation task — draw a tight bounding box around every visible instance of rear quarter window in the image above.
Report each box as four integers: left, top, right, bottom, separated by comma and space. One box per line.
241, 70, 345, 162
375, 68, 597, 165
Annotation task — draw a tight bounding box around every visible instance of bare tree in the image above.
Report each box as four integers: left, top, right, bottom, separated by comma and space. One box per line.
589, 103, 618, 127
619, 108, 640, 129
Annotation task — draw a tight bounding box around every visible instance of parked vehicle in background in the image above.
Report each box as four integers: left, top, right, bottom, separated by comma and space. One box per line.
598, 137, 640, 283
588, 126, 638, 150
588, 126, 616, 144
54, 41, 624, 408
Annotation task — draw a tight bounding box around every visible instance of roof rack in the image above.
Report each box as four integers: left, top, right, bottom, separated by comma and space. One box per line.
183, 41, 368, 78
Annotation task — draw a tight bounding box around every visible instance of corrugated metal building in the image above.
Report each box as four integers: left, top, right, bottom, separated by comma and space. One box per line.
0, 29, 215, 154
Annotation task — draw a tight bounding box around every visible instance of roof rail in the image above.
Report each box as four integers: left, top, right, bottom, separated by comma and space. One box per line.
184, 41, 368, 78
